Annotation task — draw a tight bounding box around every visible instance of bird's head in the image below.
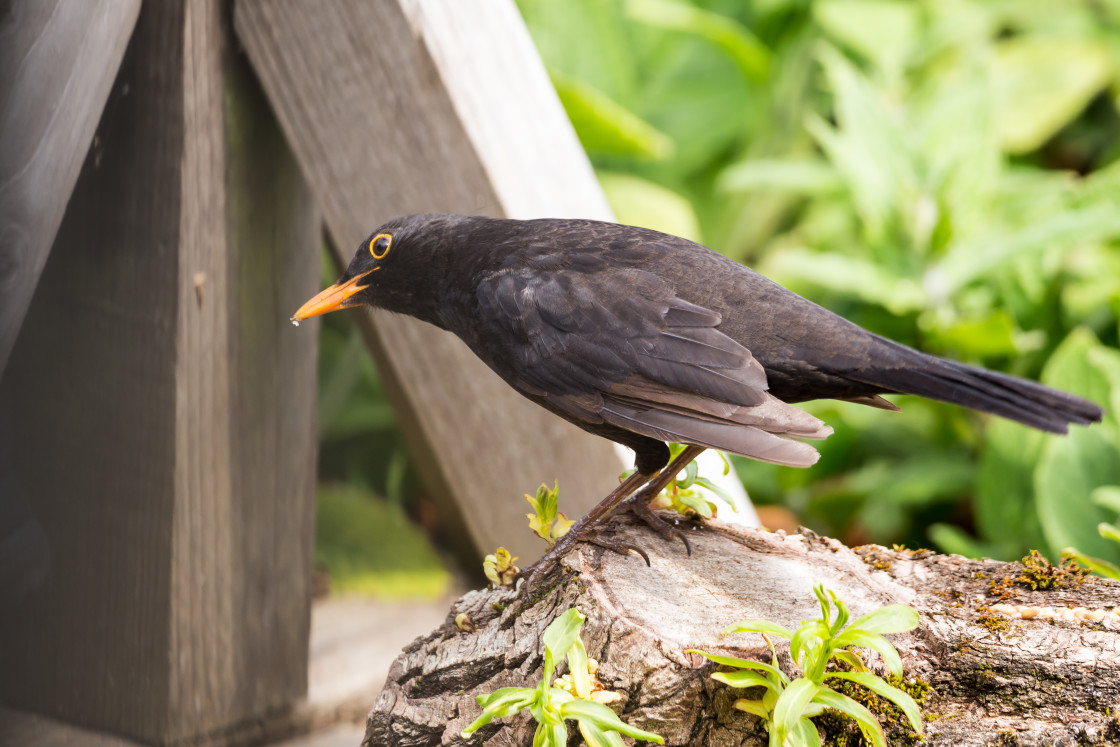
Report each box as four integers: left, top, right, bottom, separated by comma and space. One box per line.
291, 213, 475, 324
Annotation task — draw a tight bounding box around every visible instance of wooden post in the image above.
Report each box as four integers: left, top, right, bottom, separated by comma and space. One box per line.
0, 0, 141, 376
0, 2, 320, 744
235, 0, 624, 564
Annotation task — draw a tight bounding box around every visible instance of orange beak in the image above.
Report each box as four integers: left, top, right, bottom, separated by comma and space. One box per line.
291, 268, 377, 322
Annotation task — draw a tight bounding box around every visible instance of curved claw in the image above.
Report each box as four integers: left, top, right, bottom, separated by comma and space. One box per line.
624, 493, 696, 559
676, 527, 692, 557
589, 536, 651, 566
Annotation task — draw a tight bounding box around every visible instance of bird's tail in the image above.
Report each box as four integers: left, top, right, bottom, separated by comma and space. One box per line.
849, 338, 1104, 434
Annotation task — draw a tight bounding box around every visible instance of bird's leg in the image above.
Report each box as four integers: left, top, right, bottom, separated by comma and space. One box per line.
620, 445, 705, 556
519, 468, 654, 591
518, 445, 706, 591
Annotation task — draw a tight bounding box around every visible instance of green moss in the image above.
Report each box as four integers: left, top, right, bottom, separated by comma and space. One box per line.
978, 614, 1013, 633
816, 675, 931, 747
314, 483, 450, 599
1016, 550, 1089, 591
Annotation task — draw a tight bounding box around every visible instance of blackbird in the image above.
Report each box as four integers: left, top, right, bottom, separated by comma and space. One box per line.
293, 214, 1103, 575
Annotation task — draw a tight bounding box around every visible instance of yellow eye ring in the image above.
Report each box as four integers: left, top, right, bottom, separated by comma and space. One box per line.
369, 233, 392, 259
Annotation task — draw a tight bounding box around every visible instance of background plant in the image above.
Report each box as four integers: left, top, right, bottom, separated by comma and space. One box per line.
315, 0, 1120, 580
512, 0, 1120, 563
690, 584, 921, 746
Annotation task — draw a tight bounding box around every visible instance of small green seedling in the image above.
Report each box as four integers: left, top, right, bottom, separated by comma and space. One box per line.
483, 547, 519, 587
626, 443, 737, 520
462, 608, 663, 746
526, 481, 575, 547
689, 585, 921, 747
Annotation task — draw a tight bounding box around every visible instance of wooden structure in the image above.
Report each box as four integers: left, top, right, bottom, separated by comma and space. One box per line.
369, 519, 1120, 746
0, 0, 620, 744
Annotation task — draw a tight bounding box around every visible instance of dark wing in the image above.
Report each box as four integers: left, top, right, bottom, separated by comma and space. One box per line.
475, 265, 832, 467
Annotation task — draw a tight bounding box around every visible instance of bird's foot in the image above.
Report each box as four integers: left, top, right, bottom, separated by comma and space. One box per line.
622, 490, 693, 557
517, 490, 695, 594
516, 528, 585, 595
516, 445, 707, 595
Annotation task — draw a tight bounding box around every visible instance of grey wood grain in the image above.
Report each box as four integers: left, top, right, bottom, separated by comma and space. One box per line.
0, 0, 141, 375
234, 0, 623, 564
0, 2, 319, 742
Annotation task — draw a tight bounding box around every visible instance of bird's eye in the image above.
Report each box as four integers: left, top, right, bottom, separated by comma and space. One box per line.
369, 233, 392, 259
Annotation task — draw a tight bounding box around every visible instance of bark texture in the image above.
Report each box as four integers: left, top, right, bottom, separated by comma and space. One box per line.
367, 516, 1120, 746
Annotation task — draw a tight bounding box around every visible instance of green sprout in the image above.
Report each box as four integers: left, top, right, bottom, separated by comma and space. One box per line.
626, 443, 737, 520
689, 585, 921, 747
483, 547, 519, 587
462, 608, 664, 746
1063, 486, 1120, 580
526, 480, 575, 547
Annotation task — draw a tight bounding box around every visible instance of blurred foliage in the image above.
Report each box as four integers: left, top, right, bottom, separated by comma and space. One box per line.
313, 0, 1120, 574
513, 0, 1120, 560
314, 483, 449, 599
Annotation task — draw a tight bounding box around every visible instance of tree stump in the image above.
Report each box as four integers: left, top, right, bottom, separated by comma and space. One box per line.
366, 516, 1120, 746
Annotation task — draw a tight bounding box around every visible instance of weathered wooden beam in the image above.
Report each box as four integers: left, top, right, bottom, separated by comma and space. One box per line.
0, 2, 320, 743
234, 0, 623, 563
0, 0, 141, 376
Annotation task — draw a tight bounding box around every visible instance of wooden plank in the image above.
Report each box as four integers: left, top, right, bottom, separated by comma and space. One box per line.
235, 0, 624, 563
0, 706, 143, 747
0, 2, 320, 743
0, 0, 141, 375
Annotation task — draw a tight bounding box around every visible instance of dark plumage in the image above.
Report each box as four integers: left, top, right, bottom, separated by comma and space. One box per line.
293, 214, 1103, 571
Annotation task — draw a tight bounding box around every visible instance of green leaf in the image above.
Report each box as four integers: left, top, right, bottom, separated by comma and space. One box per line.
975, 417, 1047, 558
927, 310, 1021, 359
811, 688, 887, 747
993, 37, 1113, 153
732, 698, 771, 718
808, 44, 916, 243
718, 158, 844, 195
761, 248, 924, 315
827, 590, 850, 634
626, 0, 770, 83
830, 631, 903, 678
846, 604, 919, 635
578, 720, 627, 747
561, 699, 665, 743
533, 720, 567, 747
831, 650, 867, 672
676, 491, 714, 519
688, 650, 791, 684
692, 477, 736, 505
938, 205, 1120, 293
598, 171, 702, 243
773, 678, 819, 744
721, 620, 795, 639
543, 608, 587, 663
1035, 329, 1120, 560
711, 669, 779, 694
1091, 486, 1120, 515
462, 687, 539, 736
1100, 523, 1120, 545
790, 620, 829, 675
792, 716, 823, 747
1062, 549, 1120, 581
814, 0, 919, 80
552, 71, 674, 159
825, 672, 923, 734
567, 637, 593, 700
526, 481, 566, 545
